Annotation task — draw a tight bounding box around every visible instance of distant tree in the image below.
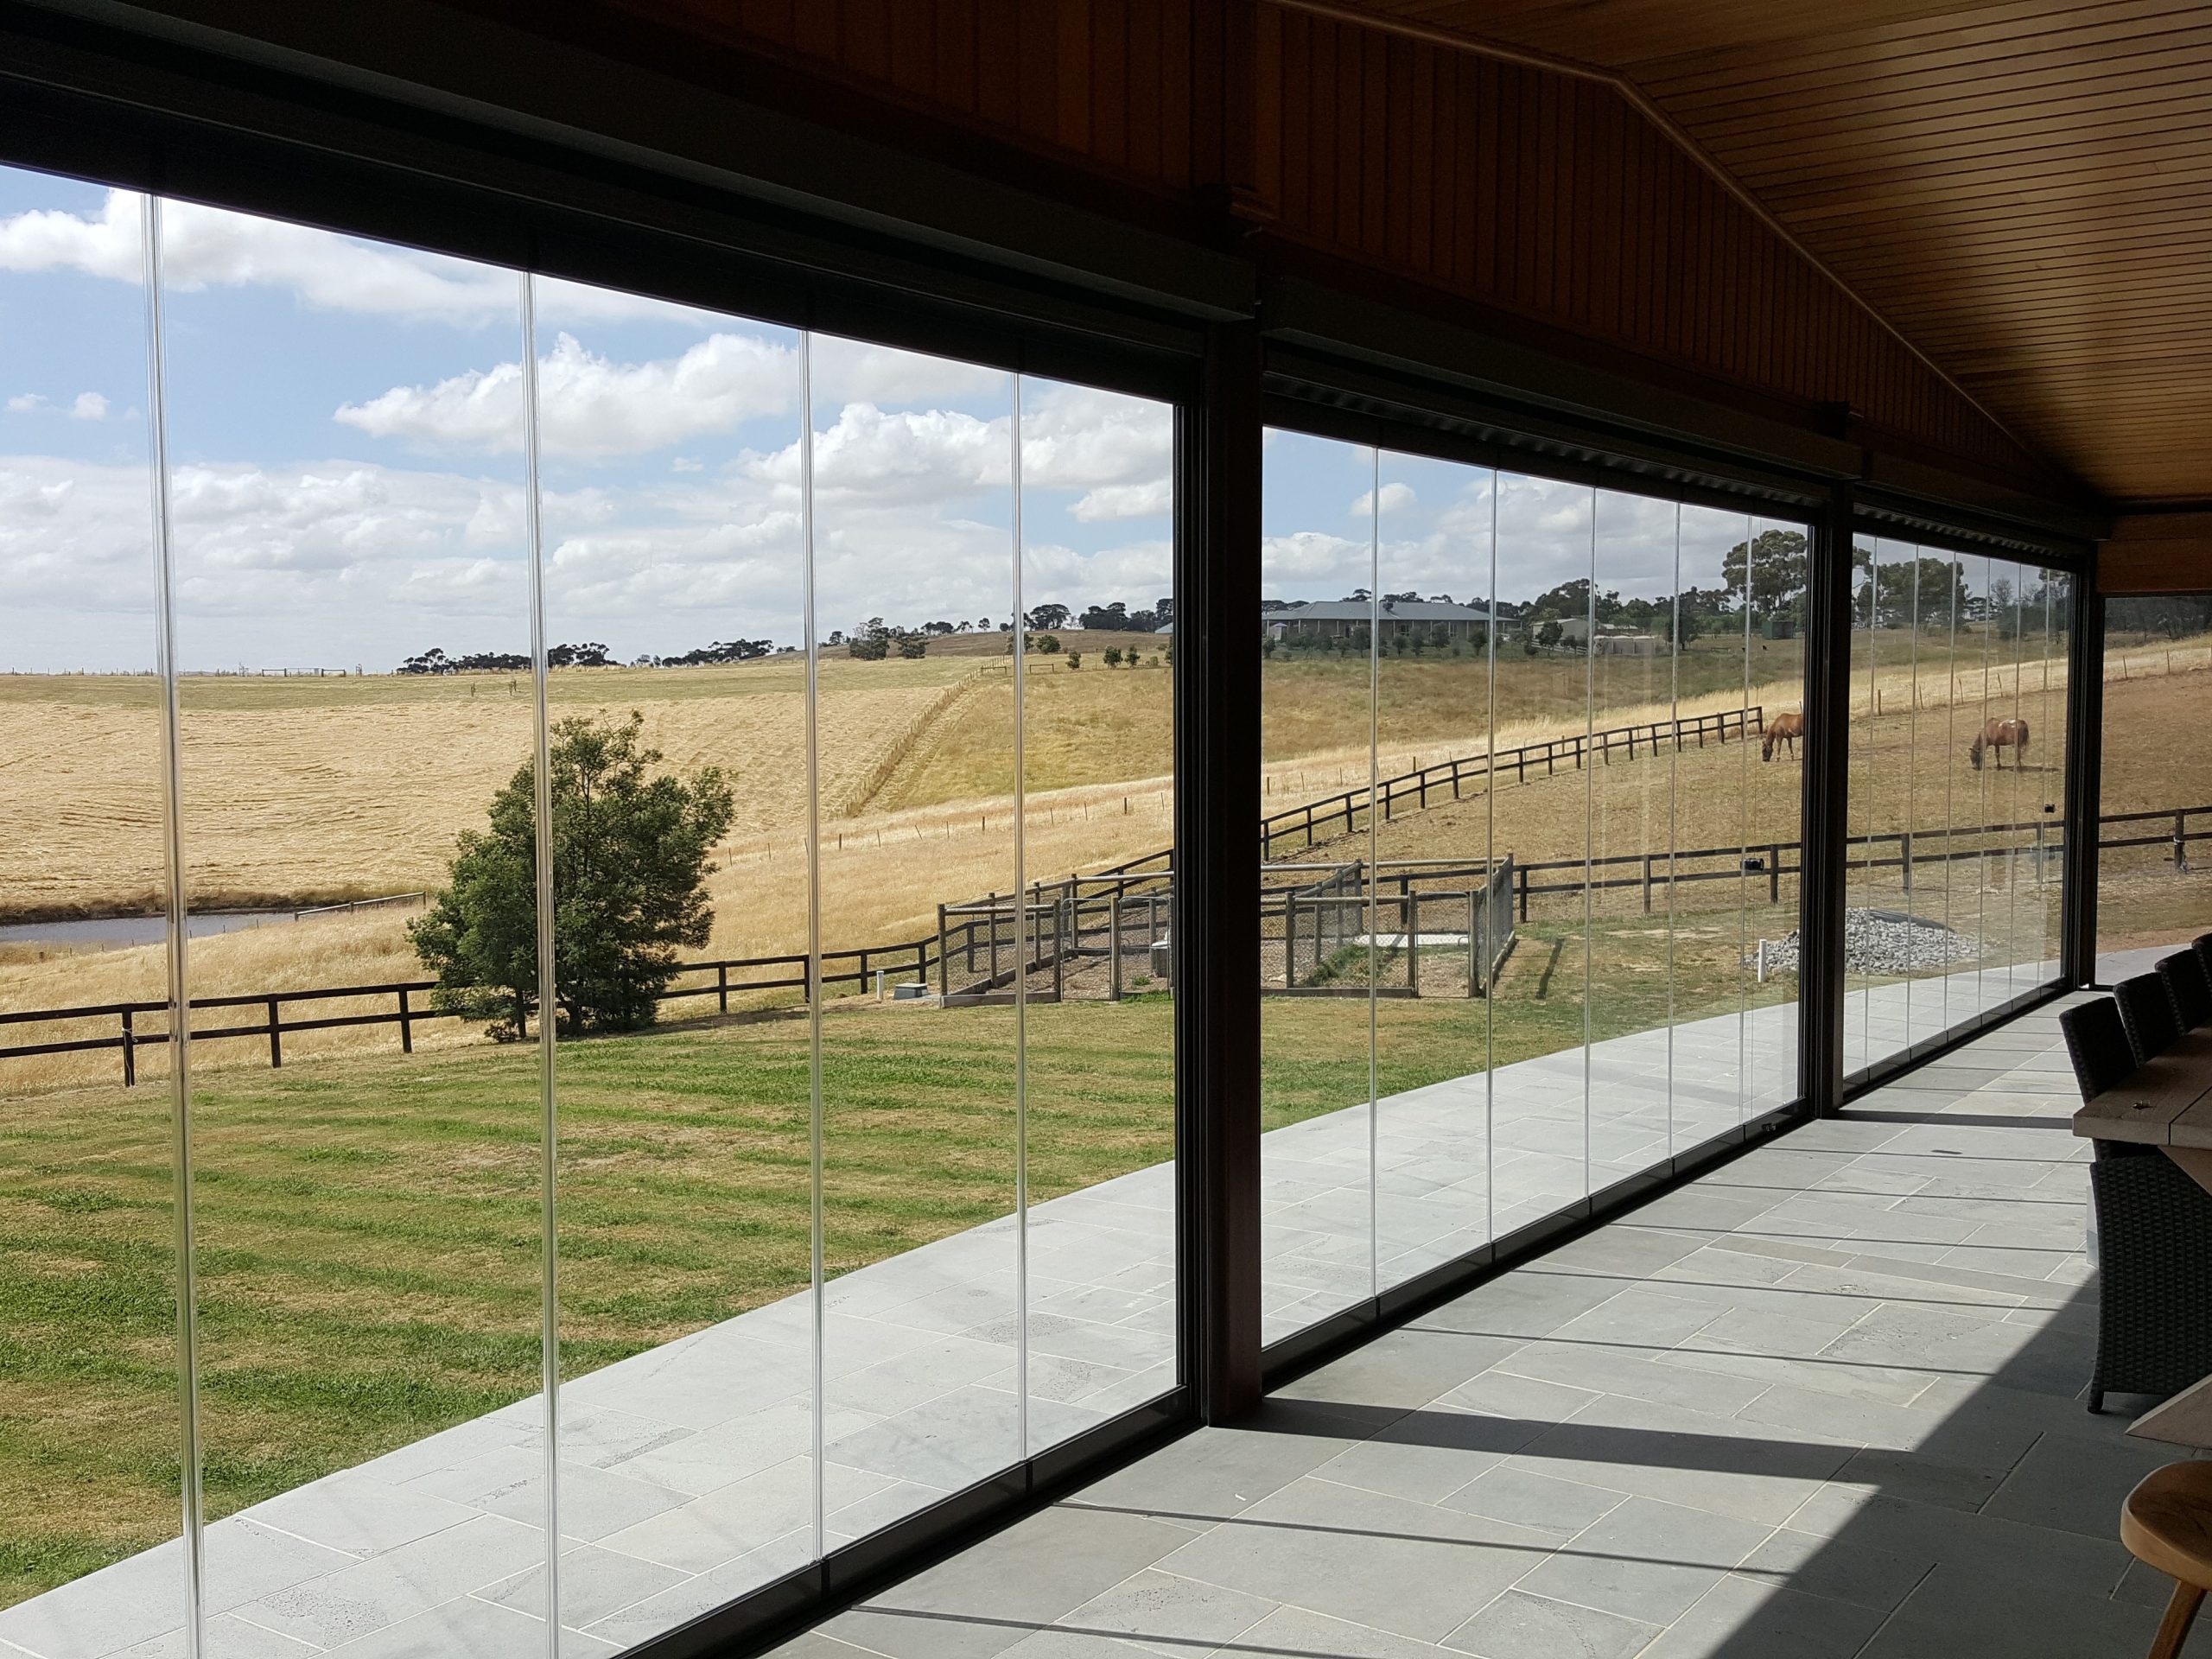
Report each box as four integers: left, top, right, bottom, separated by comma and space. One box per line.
547, 642, 614, 668
1033, 633, 1062, 654
1723, 530, 1810, 620
1065, 651, 1083, 670
896, 632, 927, 658
849, 618, 893, 660
923, 620, 957, 636
410, 711, 734, 1040
1026, 603, 1071, 631
1079, 601, 1132, 632
1104, 646, 1124, 667
1536, 620, 1563, 651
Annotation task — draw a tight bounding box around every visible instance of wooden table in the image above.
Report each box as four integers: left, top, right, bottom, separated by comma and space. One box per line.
2132, 1371, 2212, 1451
2073, 1030, 2212, 1199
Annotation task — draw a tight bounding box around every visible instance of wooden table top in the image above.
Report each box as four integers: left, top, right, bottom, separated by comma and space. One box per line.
2133, 1369, 2212, 1452
2074, 1030, 2212, 1149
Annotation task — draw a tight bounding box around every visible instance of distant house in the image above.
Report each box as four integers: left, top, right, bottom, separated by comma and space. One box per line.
1265, 598, 1504, 642
1554, 618, 1663, 655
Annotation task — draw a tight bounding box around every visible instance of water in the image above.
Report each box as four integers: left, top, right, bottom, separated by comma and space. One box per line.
0, 911, 296, 950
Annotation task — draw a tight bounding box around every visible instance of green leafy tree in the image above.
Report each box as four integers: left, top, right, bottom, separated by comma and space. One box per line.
410, 711, 735, 1039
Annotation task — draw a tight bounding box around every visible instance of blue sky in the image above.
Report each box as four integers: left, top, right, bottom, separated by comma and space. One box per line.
0, 167, 1175, 672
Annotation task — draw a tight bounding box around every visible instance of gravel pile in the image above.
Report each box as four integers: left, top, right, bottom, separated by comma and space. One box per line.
1750, 907, 1981, 976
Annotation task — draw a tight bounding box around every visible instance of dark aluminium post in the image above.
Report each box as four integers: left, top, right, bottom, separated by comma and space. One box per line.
1175, 321, 1262, 1422
2062, 574, 2104, 986
1800, 483, 1854, 1117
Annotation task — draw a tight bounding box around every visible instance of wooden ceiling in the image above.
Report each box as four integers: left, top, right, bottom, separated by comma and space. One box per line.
1325, 0, 2212, 504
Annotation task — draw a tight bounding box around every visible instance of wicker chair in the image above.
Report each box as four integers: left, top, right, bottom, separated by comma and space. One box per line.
2090, 1151, 2212, 1414
2160, 951, 2212, 1033
2194, 932, 2212, 990
2063, 997, 2138, 1103
2119, 972, 2183, 1065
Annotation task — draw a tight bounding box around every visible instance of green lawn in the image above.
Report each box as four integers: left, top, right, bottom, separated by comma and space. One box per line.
0, 926, 1803, 1608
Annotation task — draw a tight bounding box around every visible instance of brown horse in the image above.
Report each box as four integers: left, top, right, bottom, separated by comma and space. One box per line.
1761, 711, 1804, 761
1968, 716, 2030, 770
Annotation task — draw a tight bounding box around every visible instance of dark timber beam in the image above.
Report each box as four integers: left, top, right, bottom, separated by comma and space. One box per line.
1802, 484, 1855, 1116
1176, 321, 1263, 1421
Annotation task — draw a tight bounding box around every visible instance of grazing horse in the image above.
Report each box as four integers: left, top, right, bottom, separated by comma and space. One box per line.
1761, 711, 1805, 762
1968, 715, 2030, 770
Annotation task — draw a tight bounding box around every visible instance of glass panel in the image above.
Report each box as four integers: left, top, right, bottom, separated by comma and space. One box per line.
1487, 473, 1594, 1227
1844, 537, 1885, 1077
1372, 450, 1495, 1287
1745, 518, 1806, 1117
1904, 538, 1952, 1054
1952, 550, 1997, 1029
810, 335, 1024, 1529
526, 277, 817, 1641
160, 206, 552, 1651
2035, 571, 2069, 978
1664, 506, 1750, 1149
0, 175, 189, 1653
2097, 594, 2212, 977
1259, 429, 1377, 1343
1014, 376, 1179, 1431
1587, 488, 1676, 1186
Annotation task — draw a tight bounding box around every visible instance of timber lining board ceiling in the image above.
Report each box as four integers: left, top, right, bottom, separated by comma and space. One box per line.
1338, 0, 2212, 504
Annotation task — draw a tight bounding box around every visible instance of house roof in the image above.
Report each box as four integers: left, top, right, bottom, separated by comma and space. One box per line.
1271, 599, 1497, 623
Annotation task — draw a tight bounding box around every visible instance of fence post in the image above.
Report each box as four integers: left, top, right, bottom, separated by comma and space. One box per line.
1110, 896, 1124, 1000
1770, 846, 1782, 906
1467, 889, 1479, 996
1053, 895, 1066, 1001
1518, 860, 1530, 922
121, 1007, 136, 1086
267, 996, 282, 1069
2177, 811, 2190, 874
1901, 831, 1913, 893
717, 963, 729, 1014
938, 904, 950, 997
1283, 893, 1297, 988
1407, 891, 1421, 997
398, 986, 414, 1053
1643, 854, 1653, 914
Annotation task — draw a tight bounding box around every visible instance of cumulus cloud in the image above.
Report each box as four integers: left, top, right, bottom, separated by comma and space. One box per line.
69, 391, 107, 421
337, 331, 796, 458
0, 192, 698, 326
6, 393, 44, 413
1351, 480, 1416, 517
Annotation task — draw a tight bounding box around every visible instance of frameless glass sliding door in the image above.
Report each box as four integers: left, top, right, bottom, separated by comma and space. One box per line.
0, 176, 189, 1656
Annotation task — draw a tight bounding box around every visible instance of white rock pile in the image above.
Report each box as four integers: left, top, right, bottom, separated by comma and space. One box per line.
1750, 907, 1982, 976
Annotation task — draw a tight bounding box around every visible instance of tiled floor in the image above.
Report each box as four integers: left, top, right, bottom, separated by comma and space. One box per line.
780, 990, 2212, 1659
0, 963, 2097, 1659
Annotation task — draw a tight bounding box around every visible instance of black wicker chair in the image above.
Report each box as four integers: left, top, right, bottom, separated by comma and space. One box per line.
2089, 1151, 2212, 1413
2117, 972, 2183, 1065
2159, 950, 2212, 1033
2062, 997, 2138, 1103
2194, 932, 2212, 989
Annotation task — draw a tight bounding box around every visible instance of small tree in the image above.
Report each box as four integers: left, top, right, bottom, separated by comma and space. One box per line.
896, 632, 927, 658
1065, 651, 1083, 670
1104, 646, 1124, 668
410, 712, 735, 1039
1034, 633, 1062, 654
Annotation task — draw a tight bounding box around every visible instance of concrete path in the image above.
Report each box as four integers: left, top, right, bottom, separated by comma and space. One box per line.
0, 962, 2056, 1659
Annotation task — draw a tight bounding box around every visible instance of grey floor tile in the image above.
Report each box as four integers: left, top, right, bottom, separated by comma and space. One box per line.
1212, 1606, 1458, 1659
1855, 1561, 2163, 1659
321, 1593, 618, 1657
1637, 1575, 1885, 1659
1437, 1465, 1627, 1540
1054, 1567, 1278, 1656
480, 1542, 690, 1627
1441, 1589, 1656, 1659
1506, 1497, 1773, 1625
1153, 1476, 1554, 1643
1732, 1527, 1929, 1613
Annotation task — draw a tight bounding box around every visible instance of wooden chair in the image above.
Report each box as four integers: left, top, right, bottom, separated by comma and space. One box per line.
2063, 997, 2139, 1105
2119, 972, 2183, 1065
2122, 1460, 2212, 1659
2160, 950, 2212, 1033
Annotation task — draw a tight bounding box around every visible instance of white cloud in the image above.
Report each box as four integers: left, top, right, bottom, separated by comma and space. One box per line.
1351, 480, 1416, 517
0, 191, 702, 326
1070, 480, 1171, 522
7, 393, 47, 413
69, 391, 107, 421
335, 330, 796, 458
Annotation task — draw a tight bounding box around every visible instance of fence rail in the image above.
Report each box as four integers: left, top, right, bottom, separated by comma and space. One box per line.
8, 768, 2207, 1086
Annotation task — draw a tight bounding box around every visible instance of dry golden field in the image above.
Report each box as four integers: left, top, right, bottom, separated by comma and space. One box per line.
4, 628, 2208, 1095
